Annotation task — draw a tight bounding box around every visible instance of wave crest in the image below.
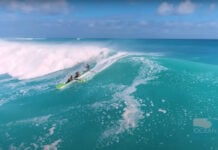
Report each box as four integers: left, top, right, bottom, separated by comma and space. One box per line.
0, 40, 110, 80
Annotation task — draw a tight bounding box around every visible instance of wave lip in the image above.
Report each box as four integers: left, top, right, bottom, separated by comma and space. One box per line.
0, 40, 111, 80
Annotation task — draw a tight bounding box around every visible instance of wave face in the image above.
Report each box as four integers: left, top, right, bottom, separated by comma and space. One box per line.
0, 39, 218, 150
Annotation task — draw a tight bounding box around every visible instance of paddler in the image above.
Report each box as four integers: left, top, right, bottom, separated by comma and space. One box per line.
74, 71, 80, 79
65, 75, 73, 84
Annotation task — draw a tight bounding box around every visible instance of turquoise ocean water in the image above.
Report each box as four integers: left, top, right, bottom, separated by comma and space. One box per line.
0, 39, 218, 150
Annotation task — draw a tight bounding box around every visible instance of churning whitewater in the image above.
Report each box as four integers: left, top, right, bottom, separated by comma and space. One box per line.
0, 39, 218, 150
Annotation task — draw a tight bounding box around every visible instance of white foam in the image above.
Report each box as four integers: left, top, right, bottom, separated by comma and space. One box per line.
158, 108, 167, 114
101, 57, 167, 140
93, 52, 127, 73
119, 57, 166, 130
0, 40, 111, 80
18, 115, 51, 124
146, 112, 151, 117
31, 143, 39, 150
0, 99, 6, 106
43, 139, 61, 150
7, 114, 52, 126
9, 143, 26, 150
48, 124, 56, 136
161, 99, 166, 103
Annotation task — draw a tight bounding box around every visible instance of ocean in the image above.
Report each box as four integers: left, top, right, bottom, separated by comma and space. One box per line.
0, 38, 218, 150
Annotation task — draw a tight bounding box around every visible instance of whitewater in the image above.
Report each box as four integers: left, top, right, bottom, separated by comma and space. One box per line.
0, 39, 218, 150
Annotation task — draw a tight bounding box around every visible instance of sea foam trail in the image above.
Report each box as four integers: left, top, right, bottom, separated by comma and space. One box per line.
0, 40, 110, 80
100, 57, 167, 143
43, 139, 61, 150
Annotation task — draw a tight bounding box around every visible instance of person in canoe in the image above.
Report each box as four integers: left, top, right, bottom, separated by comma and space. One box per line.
74, 71, 80, 79
65, 65, 89, 83
85, 64, 90, 71
83, 64, 90, 73
65, 75, 74, 84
